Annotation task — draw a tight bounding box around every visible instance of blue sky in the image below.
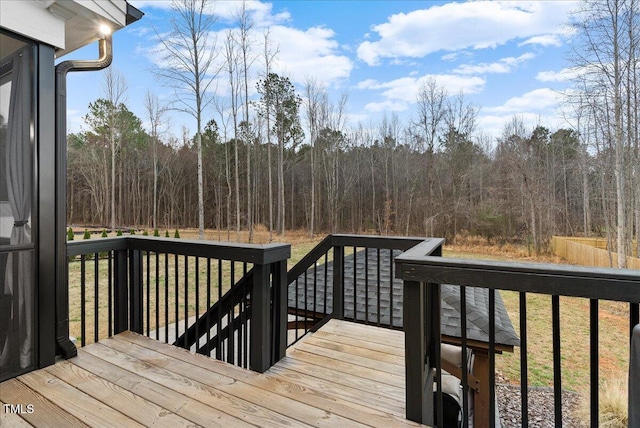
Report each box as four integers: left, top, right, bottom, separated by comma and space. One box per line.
61, 0, 580, 142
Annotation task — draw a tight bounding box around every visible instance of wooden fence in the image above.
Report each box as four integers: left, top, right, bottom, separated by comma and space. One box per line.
552, 236, 640, 269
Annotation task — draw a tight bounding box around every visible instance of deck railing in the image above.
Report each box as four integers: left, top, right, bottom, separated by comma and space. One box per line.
66, 234, 640, 426
286, 234, 428, 344
67, 236, 290, 372
395, 244, 640, 427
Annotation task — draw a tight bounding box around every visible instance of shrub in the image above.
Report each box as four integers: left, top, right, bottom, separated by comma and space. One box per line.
130, 229, 136, 235
117, 230, 123, 237
67, 227, 74, 241
83, 229, 91, 240
154, 228, 160, 237
165, 230, 170, 238
142, 230, 148, 236
99, 229, 109, 258
174, 229, 180, 239
577, 376, 628, 427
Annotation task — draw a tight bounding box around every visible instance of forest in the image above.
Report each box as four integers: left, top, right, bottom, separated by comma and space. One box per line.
58, 0, 638, 263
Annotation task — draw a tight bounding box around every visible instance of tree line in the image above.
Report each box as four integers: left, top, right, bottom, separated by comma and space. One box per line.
65, 0, 639, 263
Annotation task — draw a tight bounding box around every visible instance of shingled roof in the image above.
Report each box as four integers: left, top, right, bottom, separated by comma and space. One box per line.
289, 249, 520, 348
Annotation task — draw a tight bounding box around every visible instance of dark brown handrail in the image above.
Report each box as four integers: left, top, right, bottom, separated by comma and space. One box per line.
396, 245, 640, 427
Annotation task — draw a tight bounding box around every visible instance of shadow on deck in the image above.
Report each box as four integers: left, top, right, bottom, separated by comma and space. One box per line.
0, 319, 423, 427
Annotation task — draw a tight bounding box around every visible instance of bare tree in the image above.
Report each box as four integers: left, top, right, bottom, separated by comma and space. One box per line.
570, 0, 639, 266
144, 92, 169, 230
304, 78, 324, 238
260, 30, 278, 240
153, 0, 218, 239
235, 1, 256, 242
101, 67, 128, 233
224, 29, 242, 239
414, 78, 447, 236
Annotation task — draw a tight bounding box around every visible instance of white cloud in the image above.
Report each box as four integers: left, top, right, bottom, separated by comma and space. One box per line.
269, 25, 353, 85
356, 79, 379, 90
356, 1, 577, 66
536, 67, 583, 82
131, 1, 290, 26
519, 35, 562, 47
454, 53, 535, 75
441, 52, 459, 62
476, 87, 571, 139
364, 100, 409, 113
143, 7, 352, 88
484, 88, 559, 114
357, 74, 485, 112
477, 112, 566, 141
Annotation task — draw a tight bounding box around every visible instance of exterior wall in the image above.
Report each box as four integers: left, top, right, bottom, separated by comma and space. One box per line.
0, 1, 66, 49
0, 0, 129, 55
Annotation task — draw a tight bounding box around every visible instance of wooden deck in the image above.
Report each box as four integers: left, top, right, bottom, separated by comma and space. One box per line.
1, 320, 423, 427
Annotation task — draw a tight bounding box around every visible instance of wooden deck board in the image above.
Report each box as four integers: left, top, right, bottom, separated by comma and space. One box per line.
0, 378, 88, 427
0, 398, 35, 427
44, 362, 195, 428
115, 331, 412, 428
1, 319, 423, 427
17, 370, 145, 428
69, 350, 250, 428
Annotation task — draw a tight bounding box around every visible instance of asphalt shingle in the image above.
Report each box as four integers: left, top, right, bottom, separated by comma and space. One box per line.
289, 249, 520, 347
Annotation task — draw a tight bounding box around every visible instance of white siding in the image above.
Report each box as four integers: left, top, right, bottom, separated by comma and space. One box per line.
0, 1, 129, 55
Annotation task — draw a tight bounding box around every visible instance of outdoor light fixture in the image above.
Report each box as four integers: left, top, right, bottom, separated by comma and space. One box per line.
98, 24, 112, 37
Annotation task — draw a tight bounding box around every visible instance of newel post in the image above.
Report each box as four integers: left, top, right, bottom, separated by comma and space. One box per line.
129, 249, 143, 334
249, 260, 288, 373
272, 259, 288, 363
250, 262, 271, 373
332, 245, 344, 319
404, 280, 431, 424
403, 278, 442, 425
113, 249, 129, 334
396, 238, 444, 426
249, 245, 290, 373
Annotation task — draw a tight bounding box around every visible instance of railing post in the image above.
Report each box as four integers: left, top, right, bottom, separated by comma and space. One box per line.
333, 245, 344, 319
129, 249, 143, 334
272, 259, 288, 363
250, 263, 271, 373
113, 249, 128, 334
630, 323, 640, 427
404, 279, 433, 425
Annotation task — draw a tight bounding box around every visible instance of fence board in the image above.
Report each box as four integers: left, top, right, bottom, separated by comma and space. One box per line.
552, 236, 639, 269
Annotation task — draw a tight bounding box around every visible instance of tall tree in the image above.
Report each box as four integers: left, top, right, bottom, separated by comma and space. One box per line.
143, 92, 169, 230
101, 67, 127, 232
260, 30, 278, 240
153, 0, 218, 239
256, 73, 303, 235
304, 78, 324, 238
82, 98, 147, 227
414, 79, 447, 236
571, 0, 639, 266
236, 1, 256, 242
224, 29, 242, 239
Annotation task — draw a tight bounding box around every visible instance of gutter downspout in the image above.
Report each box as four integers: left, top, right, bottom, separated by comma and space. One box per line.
54, 35, 112, 358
